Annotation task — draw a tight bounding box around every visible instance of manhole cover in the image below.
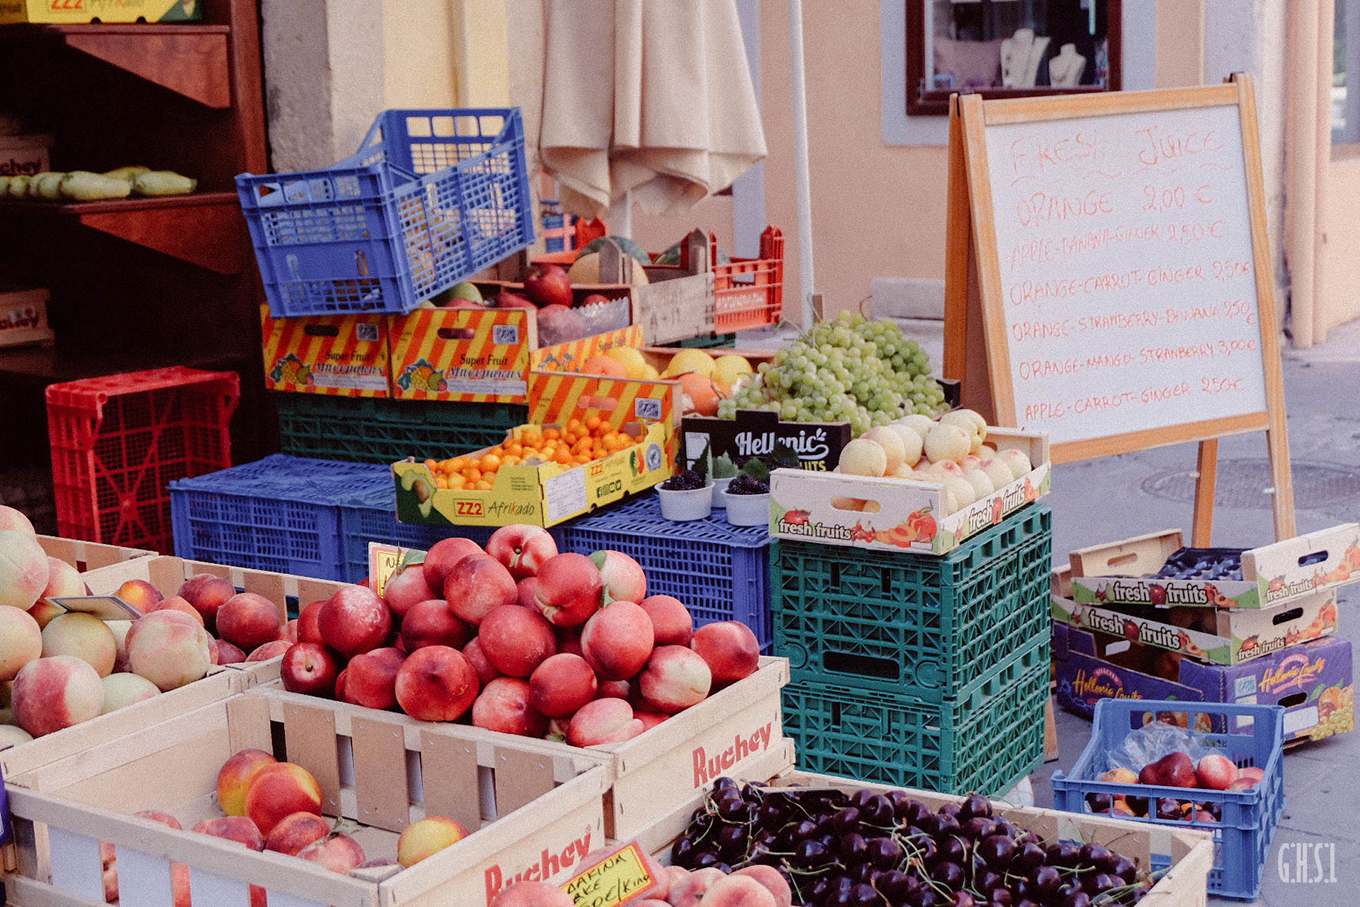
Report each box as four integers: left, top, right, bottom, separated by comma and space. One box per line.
1141, 460, 1360, 509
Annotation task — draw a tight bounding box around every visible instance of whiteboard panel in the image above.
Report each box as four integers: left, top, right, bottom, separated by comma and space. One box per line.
982, 103, 1269, 446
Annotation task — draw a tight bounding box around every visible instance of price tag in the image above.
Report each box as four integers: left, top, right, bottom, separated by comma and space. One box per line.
560, 842, 657, 907
50, 595, 143, 620
0, 762, 11, 846
369, 543, 425, 599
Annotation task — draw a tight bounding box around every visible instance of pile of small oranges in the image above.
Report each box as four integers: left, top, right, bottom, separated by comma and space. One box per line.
424, 416, 640, 490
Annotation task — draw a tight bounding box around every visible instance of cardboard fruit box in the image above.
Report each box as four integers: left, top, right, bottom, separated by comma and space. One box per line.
1069, 523, 1360, 610
261, 307, 393, 398
3, 686, 611, 907
769, 428, 1050, 555
1052, 622, 1353, 744
683, 409, 853, 473
1051, 567, 1339, 667
613, 744, 1214, 907
0, 289, 53, 350
393, 370, 678, 528
0, 0, 201, 23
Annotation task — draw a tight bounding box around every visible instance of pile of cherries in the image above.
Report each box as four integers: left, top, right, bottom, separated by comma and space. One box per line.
671, 778, 1161, 907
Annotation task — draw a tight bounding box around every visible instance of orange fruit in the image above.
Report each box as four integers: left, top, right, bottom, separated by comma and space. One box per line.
521, 430, 542, 446
464, 467, 482, 482
585, 414, 603, 433
543, 428, 561, 441
474, 480, 493, 491
448, 475, 467, 489
505, 440, 523, 456
480, 454, 502, 471
423, 458, 438, 471
436, 475, 449, 489
581, 354, 627, 378
489, 446, 505, 457
678, 372, 721, 416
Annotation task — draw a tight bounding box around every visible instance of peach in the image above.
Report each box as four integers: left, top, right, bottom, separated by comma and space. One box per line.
0, 606, 42, 681
41, 612, 117, 676
114, 579, 162, 613
589, 550, 647, 603
135, 809, 182, 830
247, 639, 292, 662
641, 850, 670, 900
639, 646, 711, 713
580, 600, 654, 681
383, 562, 438, 619
635, 710, 668, 731
473, 677, 548, 737
597, 679, 631, 700
666, 865, 691, 887
146, 595, 204, 627
217, 748, 278, 817
516, 576, 537, 609
445, 554, 517, 625
42, 557, 87, 600
218, 593, 284, 653
400, 599, 471, 651
0, 504, 35, 534
668, 867, 726, 907
533, 553, 603, 627
135, 811, 190, 907
215, 639, 247, 665
394, 645, 479, 721
27, 598, 62, 630
341, 646, 405, 710
244, 762, 323, 837
264, 811, 332, 854
702, 873, 777, 907
0, 725, 34, 747
127, 610, 214, 691
544, 716, 571, 742
734, 865, 793, 907
280, 642, 341, 697
422, 537, 486, 592
1196, 754, 1239, 790
397, 815, 469, 867
489, 881, 574, 907
528, 653, 597, 717
298, 833, 366, 873
478, 605, 556, 677
462, 636, 502, 686
101, 840, 118, 903
297, 600, 326, 644
557, 627, 584, 657
567, 698, 644, 746
690, 622, 760, 688
1237, 766, 1265, 787
12, 655, 104, 736
318, 585, 391, 657
178, 574, 236, 630
100, 672, 159, 713
0, 529, 50, 609
638, 595, 693, 646
487, 525, 559, 580
285, 618, 299, 642
193, 815, 265, 850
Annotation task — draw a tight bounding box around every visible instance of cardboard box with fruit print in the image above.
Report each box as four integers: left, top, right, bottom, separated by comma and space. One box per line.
392, 370, 678, 528
1052, 567, 1339, 667
768, 428, 1049, 555
1069, 523, 1360, 610
1052, 623, 1353, 744
260, 306, 392, 398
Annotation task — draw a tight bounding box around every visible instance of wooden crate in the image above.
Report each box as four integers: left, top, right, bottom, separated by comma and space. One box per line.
36, 535, 157, 573
4, 686, 612, 907
621, 745, 1215, 907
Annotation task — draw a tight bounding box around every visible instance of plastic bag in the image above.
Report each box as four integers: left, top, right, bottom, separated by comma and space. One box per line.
576, 296, 631, 336
1103, 719, 1214, 775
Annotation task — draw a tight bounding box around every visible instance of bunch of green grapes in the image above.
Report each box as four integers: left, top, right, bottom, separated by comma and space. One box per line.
718, 311, 946, 434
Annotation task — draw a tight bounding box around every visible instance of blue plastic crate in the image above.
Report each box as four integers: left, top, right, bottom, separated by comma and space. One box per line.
238, 108, 534, 317
1052, 699, 1286, 899
555, 492, 773, 649
169, 455, 381, 580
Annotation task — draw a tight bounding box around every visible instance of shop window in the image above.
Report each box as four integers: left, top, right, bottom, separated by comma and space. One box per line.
1335, 0, 1360, 144
906, 0, 1122, 116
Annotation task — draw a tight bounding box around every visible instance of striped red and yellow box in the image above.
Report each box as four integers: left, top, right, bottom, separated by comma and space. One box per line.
530, 324, 644, 374
261, 307, 392, 398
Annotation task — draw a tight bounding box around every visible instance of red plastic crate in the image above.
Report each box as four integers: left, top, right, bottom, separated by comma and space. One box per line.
47, 367, 239, 553
712, 225, 784, 333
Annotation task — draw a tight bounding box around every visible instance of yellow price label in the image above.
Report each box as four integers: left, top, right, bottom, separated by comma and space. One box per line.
368, 543, 404, 599
560, 842, 656, 907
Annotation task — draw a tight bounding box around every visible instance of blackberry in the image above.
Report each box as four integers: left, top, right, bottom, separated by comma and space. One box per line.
726, 475, 770, 495
662, 469, 707, 491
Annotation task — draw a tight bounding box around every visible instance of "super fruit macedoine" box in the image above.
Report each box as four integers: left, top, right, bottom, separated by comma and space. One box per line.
260, 306, 392, 398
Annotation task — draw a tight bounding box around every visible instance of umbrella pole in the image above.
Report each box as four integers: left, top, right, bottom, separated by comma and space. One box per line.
608, 191, 633, 240
788, 0, 815, 326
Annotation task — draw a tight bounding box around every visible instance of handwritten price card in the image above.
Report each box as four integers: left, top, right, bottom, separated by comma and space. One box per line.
561, 842, 657, 906
982, 103, 1269, 447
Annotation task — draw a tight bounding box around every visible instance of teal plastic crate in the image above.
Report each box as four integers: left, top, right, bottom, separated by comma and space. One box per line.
677, 333, 737, 349
275, 394, 526, 464
782, 636, 1049, 795
771, 504, 1050, 703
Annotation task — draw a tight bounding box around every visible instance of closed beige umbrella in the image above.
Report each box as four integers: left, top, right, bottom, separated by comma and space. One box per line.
539, 0, 767, 220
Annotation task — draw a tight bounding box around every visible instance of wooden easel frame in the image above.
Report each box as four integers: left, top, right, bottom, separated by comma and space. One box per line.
943, 75, 1296, 544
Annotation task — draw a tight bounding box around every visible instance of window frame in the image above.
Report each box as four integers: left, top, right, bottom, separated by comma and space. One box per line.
905, 0, 1123, 117
1335, 0, 1360, 145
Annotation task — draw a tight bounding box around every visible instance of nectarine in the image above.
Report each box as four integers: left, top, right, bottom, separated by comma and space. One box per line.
244, 762, 323, 837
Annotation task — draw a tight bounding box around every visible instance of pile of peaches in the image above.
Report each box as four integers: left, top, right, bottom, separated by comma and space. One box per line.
279, 525, 761, 745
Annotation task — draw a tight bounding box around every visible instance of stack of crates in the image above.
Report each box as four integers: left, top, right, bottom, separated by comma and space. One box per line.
771, 504, 1053, 794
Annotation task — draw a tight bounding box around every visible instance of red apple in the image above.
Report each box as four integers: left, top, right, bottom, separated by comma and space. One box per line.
516, 577, 537, 609
1139, 751, 1198, 788
383, 562, 437, 619
247, 639, 292, 662
487, 525, 559, 580
444, 554, 517, 625
394, 645, 479, 722
580, 600, 654, 681
522, 263, 573, 308
400, 599, 471, 652
281, 642, 341, 697
462, 637, 502, 686
215, 639, 247, 665
193, 816, 265, 850
297, 600, 326, 644
639, 646, 711, 713
590, 550, 646, 603
298, 833, 366, 874
217, 593, 283, 653
177, 574, 236, 631
528, 653, 598, 717
319, 585, 392, 657
341, 647, 405, 710
264, 811, 331, 855
421, 537, 485, 592
492, 291, 537, 311
1195, 754, 1239, 791
638, 595, 693, 646
567, 698, 644, 746
472, 677, 548, 736
478, 605, 557, 677
689, 622, 761, 687
532, 553, 603, 627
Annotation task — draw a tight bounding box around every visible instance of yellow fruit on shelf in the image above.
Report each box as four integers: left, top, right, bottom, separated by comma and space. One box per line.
603, 345, 648, 379
662, 348, 716, 378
